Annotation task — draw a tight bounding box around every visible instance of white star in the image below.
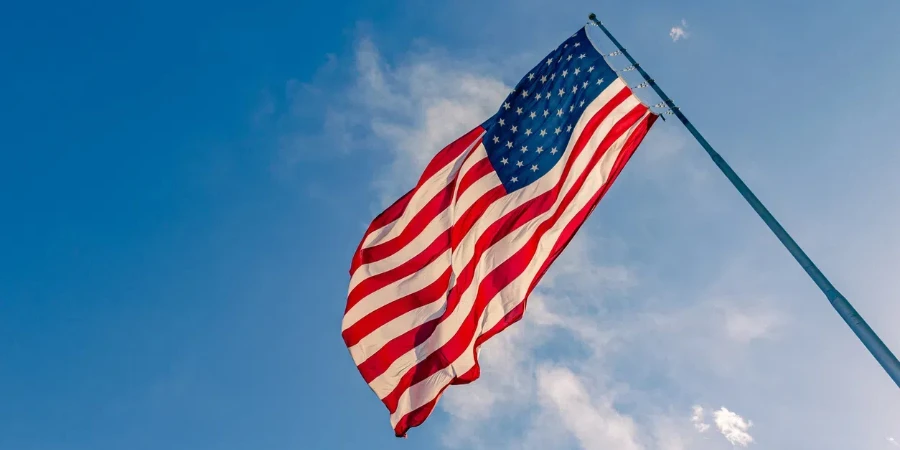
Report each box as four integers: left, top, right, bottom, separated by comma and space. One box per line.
493, 135, 500, 143
521, 90, 529, 97
557, 109, 564, 117
527, 73, 535, 80
529, 111, 537, 119
566, 54, 573, 61
574, 68, 581, 76
511, 176, 518, 183
531, 164, 539, 172
550, 73, 556, 80
555, 127, 562, 134
561, 69, 568, 77
543, 109, 550, 117
506, 141, 513, 149
558, 88, 566, 96
511, 125, 518, 133
516, 107, 523, 115
573, 85, 578, 93
574, 42, 581, 47
580, 100, 585, 107
516, 160, 524, 167
540, 75, 548, 83
582, 81, 589, 88
597, 78, 604, 85
501, 157, 509, 165
563, 43, 568, 48
525, 128, 533, 136
546, 57, 553, 65
570, 105, 574, 112
499, 118, 505, 126
550, 147, 558, 154
536, 146, 544, 153
503, 102, 511, 110
588, 66, 595, 72
535, 93, 542, 100
566, 124, 573, 132
579, 53, 586, 59
539, 129, 547, 137
520, 145, 528, 153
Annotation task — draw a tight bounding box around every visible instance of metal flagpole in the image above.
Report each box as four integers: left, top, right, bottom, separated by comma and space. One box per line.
587, 13, 900, 388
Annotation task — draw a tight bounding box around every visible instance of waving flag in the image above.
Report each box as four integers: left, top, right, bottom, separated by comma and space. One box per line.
341, 26, 658, 437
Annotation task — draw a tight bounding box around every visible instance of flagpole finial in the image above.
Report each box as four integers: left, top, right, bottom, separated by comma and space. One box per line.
588, 13, 598, 22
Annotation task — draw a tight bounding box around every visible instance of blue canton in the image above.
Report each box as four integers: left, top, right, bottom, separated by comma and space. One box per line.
482, 27, 617, 193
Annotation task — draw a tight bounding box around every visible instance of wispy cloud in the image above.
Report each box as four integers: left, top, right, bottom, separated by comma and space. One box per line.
336, 36, 774, 448
713, 407, 754, 447
350, 36, 508, 205
669, 20, 689, 42
537, 366, 642, 450
305, 23, 900, 450
723, 308, 782, 343
691, 405, 710, 433
889, 436, 899, 447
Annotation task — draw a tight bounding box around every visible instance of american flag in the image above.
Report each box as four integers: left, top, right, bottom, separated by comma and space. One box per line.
342, 26, 658, 437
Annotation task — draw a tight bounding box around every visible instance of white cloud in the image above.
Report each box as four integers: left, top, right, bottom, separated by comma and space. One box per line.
350, 37, 508, 205
713, 407, 754, 447
889, 437, 899, 447
336, 38, 774, 448
308, 23, 900, 450
669, 20, 689, 42
537, 366, 643, 450
691, 405, 710, 433
723, 308, 782, 343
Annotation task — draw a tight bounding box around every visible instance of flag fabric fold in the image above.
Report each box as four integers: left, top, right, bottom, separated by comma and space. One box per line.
341, 25, 658, 437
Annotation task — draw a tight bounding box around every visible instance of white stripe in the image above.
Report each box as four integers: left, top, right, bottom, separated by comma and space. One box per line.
367, 89, 640, 398
348, 210, 452, 293
389, 111, 650, 426
453, 142, 489, 200
453, 158, 503, 220
348, 293, 446, 364
358, 132, 482, 251
451, 84, 636, 284
342, 252, 449, 333
363, 219, 398, 250
348, 146, 494, 293
370, 92, 640, 398
344, 174, 500, 343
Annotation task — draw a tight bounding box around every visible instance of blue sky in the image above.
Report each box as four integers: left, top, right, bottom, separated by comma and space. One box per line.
2, 1, 900, 449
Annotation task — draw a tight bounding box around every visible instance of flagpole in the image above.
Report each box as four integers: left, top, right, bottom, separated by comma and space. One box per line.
587, 13, 900, 388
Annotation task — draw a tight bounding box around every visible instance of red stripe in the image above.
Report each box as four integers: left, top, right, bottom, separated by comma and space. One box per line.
350, 183, 454, 275
379, 103, 649, 413
342, 266, 452, 347
350, 189, 413, 275
349, 126, 484, 275
355, 186, 555, 384
356, 88, 636, 385
345, 231, 450, 312
450, 185, 506, 251
456, 157, 494, 199
416, 126, 485, 190
392, 110, 657, 437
